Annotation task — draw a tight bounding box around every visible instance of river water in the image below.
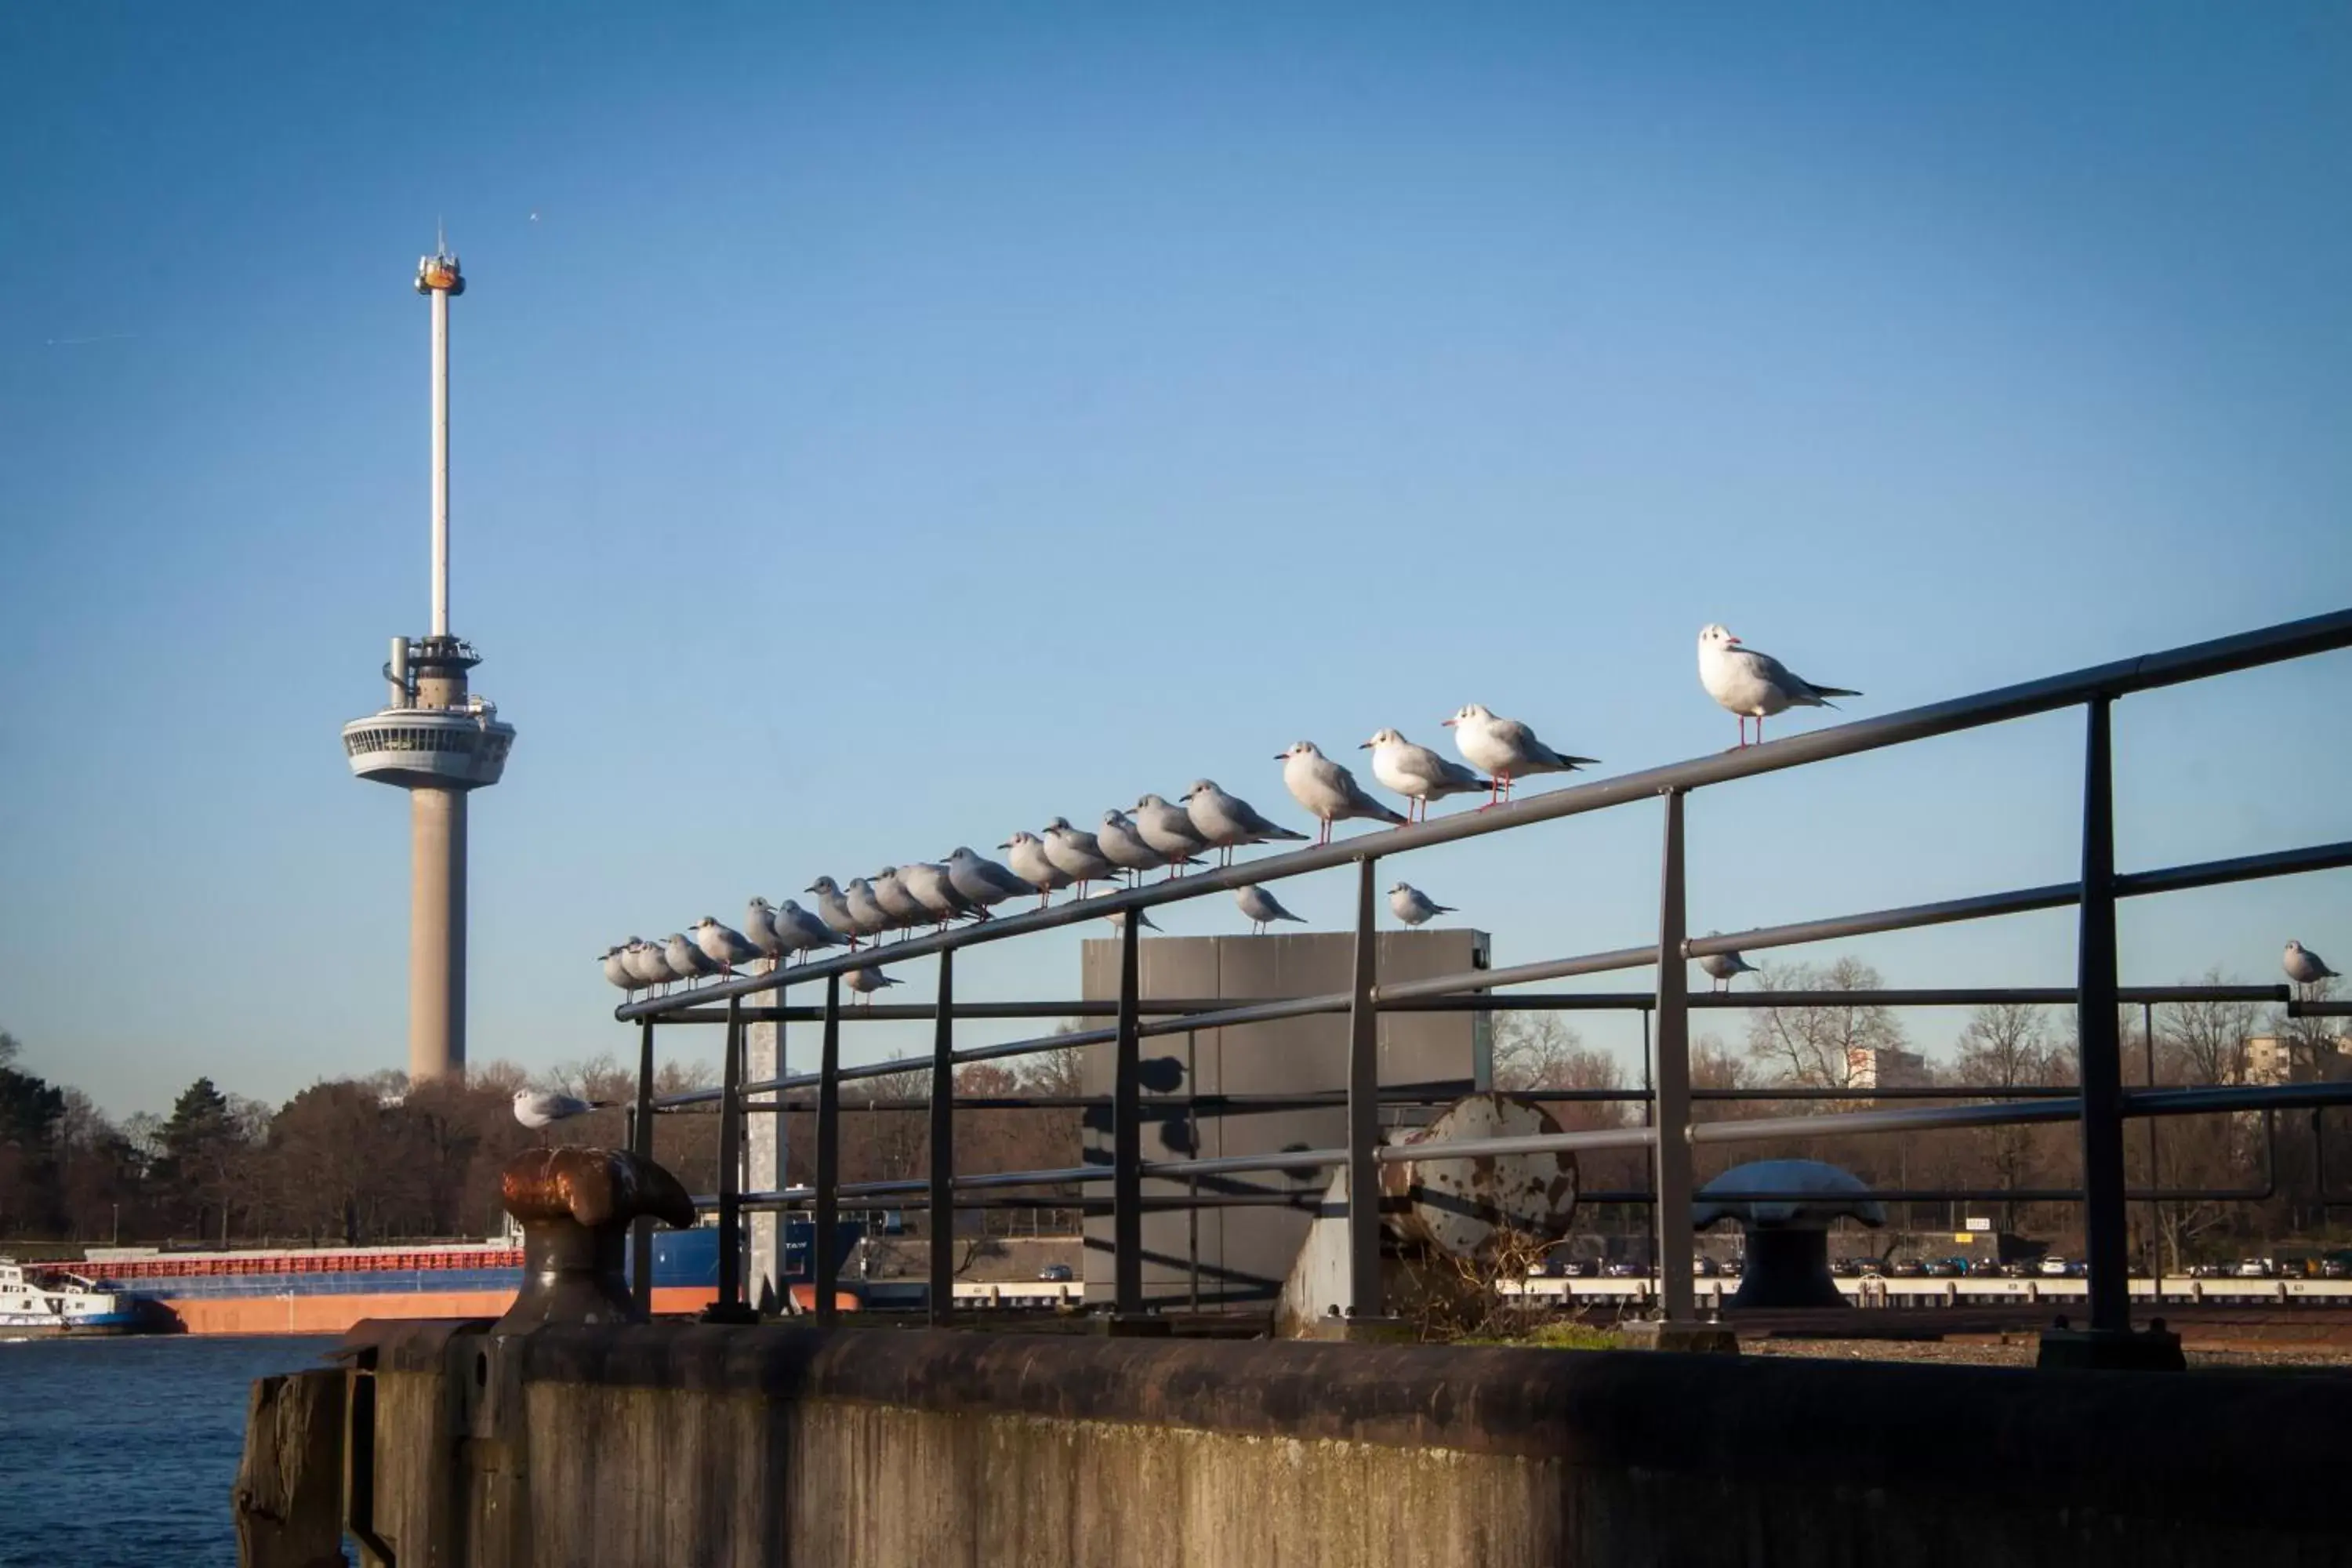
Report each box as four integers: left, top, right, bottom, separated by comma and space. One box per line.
0, 1334, 338, 1567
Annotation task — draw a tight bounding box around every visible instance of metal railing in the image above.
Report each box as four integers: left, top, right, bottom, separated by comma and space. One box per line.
618, 608, 2352, 1341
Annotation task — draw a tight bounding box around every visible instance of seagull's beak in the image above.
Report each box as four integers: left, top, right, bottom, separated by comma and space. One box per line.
1440, 717, 1456, 728
1357, 740, 1372, 750
1272, 751, 1287, 760
996, 840, 1011, 850
1726, 635, 1742, 646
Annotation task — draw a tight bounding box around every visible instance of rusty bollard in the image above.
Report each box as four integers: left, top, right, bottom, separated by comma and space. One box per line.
495, 1147, 698, 1330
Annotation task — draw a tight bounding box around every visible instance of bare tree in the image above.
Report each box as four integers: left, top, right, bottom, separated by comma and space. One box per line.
1744, 956, 1905, 1089
2263, 976, 2346, 1082
2157, 970, 2259, 1086
1953, 1001, 2058, 1232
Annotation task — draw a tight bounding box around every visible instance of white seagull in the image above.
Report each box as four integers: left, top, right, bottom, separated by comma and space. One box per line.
1132, 793, 1212, 873
1098, 809, 1192, 885
1278, 742, 1406, 844
1443, 705, 1599, 806
841, 878, 895, 942
1235, 884, 1306, 936
805, 876, 868, 949
513, 1089, 615, 1131
1363, 728, 1491, 823
743, 898, 789, 969
1697, 624, 1860, 747
998, 831, 1073, 908
662, 932, 721, 988
620, 937, 671, 993
1181, 779, 1310, 866
844, 966, 902, 1005
869, 868, 926, 935
1387, 883, 1454, 927
772, 898, 849, 963
2285, 940, 2340, 998
692, 916, 763, 973
1040, 816, 1123, 896
900, 861, 982, 928
601, 945, 636, 993
945, 847, 1034, 911
1697, 942, 1759, 993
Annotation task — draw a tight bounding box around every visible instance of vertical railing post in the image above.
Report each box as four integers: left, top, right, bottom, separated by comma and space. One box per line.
1345, 857, 1382, 1318
2075, 697, 2131, 1336
1653, 789, 1696, 1323
928, 950, 956, 1328
706, 994, 748, 1320
814, 974, 842, 1327
630, 1018, 655, 1316
1112, 906, 1143, 1316
2143, 999, 2161, 1278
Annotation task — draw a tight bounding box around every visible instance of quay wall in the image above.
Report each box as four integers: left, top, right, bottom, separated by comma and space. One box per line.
332, 1321, 2350, 1568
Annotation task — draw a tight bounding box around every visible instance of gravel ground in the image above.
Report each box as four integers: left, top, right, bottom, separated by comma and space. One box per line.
1743, 1337, 2352, 1370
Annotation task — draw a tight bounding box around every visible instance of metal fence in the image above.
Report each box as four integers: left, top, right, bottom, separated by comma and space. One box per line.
616, 608, 2352, 1344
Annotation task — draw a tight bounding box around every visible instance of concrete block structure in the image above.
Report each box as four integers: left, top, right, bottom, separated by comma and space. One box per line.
1076, 930, 1490, 1306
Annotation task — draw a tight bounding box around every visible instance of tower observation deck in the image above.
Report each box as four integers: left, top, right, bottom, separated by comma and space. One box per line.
340, 241, 516, 1082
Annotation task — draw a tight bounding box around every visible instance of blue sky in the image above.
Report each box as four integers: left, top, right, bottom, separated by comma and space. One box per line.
2, 5, 2347, 1116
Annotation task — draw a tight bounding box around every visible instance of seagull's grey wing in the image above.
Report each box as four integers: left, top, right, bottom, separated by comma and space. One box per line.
1343, 775, 1408, 822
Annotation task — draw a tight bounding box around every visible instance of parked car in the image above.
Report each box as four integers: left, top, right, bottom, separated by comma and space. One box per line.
1605, 1261, 1642, 1279
2321, 1258, 2350, 1280
2235, 1258, 2274, 1279
1560, 1259, 1594, 1279
1036, 1263, 1075, 1283
2002, 1262, 2031, 1278
1968, 1258, 2006, 1277
2038, 1255, 2071, 1277
1829, 1258, 1860, 1277
1693, 1256, 1719, 1278
1890, 1259, 1925, 1279
1922, 1258, 1960, 1278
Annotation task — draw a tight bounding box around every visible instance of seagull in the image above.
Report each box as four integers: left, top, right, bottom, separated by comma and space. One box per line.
842, 878, 895, 942
998, 831, 1073, 909
1696, 940, 1759, 993
692, 916, 762, 973
2285, 940, 2340, 999
743, 898, 789, 968
1278, 742, 1406, 844
772, 898, 849, 963
1098, 810, 1191, 885
513, 1089, 615, 1131
1697, 624, 1860, 747
620, 937, 671, 993
601, 945, 636, 993
805, 876, 866, 949
901, 861, 982, 928
1040, 816, 1123, 897
663, 933, 721, 989
844, 966, 901, 1005
1442, 705, 1599, 807
1235, 884, 1306, 936
1181, 779, 1310, 867
1132, 793, 1212, 876
945, 847, 1034, 912
1362, 728, 1492, 823
1388, 883, 1454, 927
869, 868, 926, 936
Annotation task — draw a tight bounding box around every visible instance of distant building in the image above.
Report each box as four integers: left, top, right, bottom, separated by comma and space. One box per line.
1845, 1045, 1932, 1091
2243, 1035, 2350, 1087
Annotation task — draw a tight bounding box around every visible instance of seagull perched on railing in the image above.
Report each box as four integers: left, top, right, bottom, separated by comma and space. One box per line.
621, 937, 670, 993
1697, 942, 1759, 993
1181, 779, 1309, 866
1388, 883, 1454, 927
1363, 728, 1490, 823
2285, 940, 2340, 1000
1278, 742, 1406, 845
870, 867, 926, 937
1132, 793, 1211, 873
901, 861, 983, 929
1697, 624, 1860, 748
1098, 809, 1192, 886
1442, 705, 1598, 807
662, 933, 721, 989
513, 1089, 615, 1131
842, 877, 894, 942
770, 898, 849, 964
1040, 816, 1123, 897
601, 945, 636, 993
693, 916, 762, 974
997, 831, 1073, 908
945, 847, 1034, 912
844, 966, 901, 1004
1235, 884, 1307, 936
805, 877, 867, 949
744, 898, 789, 969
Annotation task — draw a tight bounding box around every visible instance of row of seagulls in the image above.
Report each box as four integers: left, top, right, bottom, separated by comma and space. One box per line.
606, 624, 1870, 998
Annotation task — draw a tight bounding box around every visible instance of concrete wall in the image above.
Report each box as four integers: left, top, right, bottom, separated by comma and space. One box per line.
1077, 931, 1490, 1305
340, 1319, 2352, 1568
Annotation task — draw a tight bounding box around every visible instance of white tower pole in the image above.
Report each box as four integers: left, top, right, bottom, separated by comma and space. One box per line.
430, 282, 451, 638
